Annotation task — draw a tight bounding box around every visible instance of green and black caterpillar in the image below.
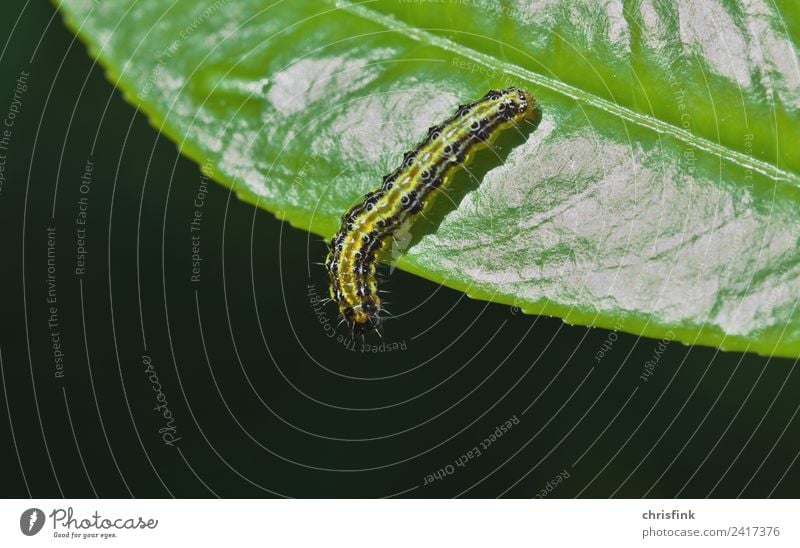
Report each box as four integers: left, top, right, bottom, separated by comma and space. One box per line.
325, 87, 539, 334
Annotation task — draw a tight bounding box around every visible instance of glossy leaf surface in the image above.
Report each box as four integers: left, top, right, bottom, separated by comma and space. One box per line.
57, 0, 800, 357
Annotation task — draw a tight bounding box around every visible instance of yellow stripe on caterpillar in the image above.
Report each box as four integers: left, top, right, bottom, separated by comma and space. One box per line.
325, 87, 539, 334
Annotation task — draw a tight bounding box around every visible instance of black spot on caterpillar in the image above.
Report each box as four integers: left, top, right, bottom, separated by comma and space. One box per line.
325, 87, 539, 334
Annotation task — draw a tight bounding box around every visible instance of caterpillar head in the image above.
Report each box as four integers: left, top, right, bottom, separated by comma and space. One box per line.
503, 87, 539, 122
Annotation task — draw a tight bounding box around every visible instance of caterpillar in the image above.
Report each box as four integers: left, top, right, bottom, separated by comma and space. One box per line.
325, 87, 539, 334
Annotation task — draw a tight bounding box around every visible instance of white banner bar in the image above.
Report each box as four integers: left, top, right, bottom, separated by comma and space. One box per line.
1, 499, 797, 547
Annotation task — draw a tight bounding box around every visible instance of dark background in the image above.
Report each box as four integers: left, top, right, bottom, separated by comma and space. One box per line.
0, 0, 797, 498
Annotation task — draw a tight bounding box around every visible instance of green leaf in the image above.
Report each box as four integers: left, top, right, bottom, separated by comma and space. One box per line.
56, 0, 800, 357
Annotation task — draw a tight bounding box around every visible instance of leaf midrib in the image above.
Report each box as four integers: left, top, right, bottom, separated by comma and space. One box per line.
335, 0, 798, 186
